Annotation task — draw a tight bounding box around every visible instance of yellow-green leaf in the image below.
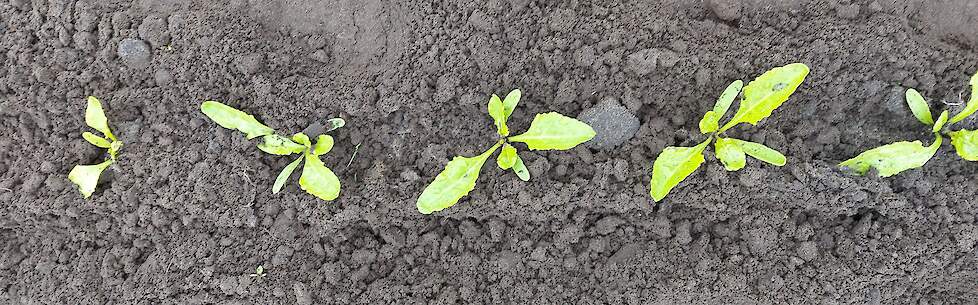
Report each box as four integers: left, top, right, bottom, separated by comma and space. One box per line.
950, 129, 978, 161
839, 134, 942, 177
950, 71, 978, 124
324, 118, 346, 133
273, 156, 303, 194
85, 96, 115, 140
731, 138, 787, 166
508, 112, 596, 150
497, 143, 517, 170
82, 132, 111, 148
200, 101, 275, 139
299, 152, 341, 201
715, 137, 746, 171
488, 94, 509, 136
292, 133, 311, 147
312, 135, 334, 156
68, 159, 113, 198
108, 141, 123, 161
699, 80, 743, 134
417, 142, 501, 214
720, 63, 809, 131
257, 134, 306, 155
503, 89, 521, 118
933, 110, 949, 133
649, 139, 711, 202
512, 153, 530, 181
905, 89, 934, 125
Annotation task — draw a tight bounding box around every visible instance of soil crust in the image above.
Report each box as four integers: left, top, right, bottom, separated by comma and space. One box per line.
1, 0, 977, 304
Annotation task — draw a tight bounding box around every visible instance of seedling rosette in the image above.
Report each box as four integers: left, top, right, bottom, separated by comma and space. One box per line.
200, 101, 345, 201
416, 89, 596, 214
649, 63, 810, 201
68, 96, 124, 198
840, 70, 978, 176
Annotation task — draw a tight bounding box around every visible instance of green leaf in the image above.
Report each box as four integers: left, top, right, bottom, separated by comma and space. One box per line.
257, 135, 306, 155
950, 71, 978, 124
273, 156, 303, 194
649, 139, 711, 202
200, 101, 275, 139
292, 133, 311, 147
950, 129, 978, 161
416, 142, 501, 214
512, 153, 530, 181
503, 89, 521, 118
839, 134, 942, 177
85, 96, 115, 140
714, 137, 746, 171
324, 118, 346, 133
731, 138, 787, 166
108, 141, 123, 161
497, 143, 517, 170
312, 135, 334, 156
720, 63, 809, 131
508, 112, 596, 150
933, 110, 949, 133
299, 152, 341, 201
82, 132, 111, 148
699, 80, 743, 134
68, 159, 113, 198
488, 94, 509, 136
905, 89, 934, 125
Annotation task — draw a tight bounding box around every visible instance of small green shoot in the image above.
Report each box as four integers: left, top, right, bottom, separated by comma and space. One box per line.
650, 63, 809, 201
69, 96, 124, 198
416, 89, 595, 214
250, 265, 266, 278
200, 101, 344, 201
840, 70, 978, 176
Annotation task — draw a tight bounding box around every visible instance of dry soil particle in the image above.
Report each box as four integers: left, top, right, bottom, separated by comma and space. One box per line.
1, 0, 978, 304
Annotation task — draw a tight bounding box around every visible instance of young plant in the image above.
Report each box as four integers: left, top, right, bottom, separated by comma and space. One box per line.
840, 70, 978, 176
69, 96, 124, 198
250, 265, 266, 278
416, 89, 596, 214
649, 63, 810, 201
200, 101, 345, 201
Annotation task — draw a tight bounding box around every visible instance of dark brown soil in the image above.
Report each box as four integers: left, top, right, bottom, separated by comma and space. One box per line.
2, 0, 978, 304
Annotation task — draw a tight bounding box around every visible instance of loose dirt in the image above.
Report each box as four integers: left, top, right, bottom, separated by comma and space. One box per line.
1, 0, 977, 303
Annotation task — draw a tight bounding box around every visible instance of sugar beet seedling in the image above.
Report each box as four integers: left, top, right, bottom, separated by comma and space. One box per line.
840, 70, 978, 176
200, 101, 345, 201
417, 89, 596, 214
69, 96, 124, 198
649, 63, 810, 201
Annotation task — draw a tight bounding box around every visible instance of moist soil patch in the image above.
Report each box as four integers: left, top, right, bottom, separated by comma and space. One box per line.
2, 0, 978, 304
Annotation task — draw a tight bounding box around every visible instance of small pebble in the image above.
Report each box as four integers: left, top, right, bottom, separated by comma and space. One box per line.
578, 98, 640, 150
154, 69, 173, 86
117, 38, 152, 68
708, 0, 742, 21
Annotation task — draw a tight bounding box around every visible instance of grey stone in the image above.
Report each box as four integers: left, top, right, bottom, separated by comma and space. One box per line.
117, 38, 151, 68
837, 4, 860, 19
594, 216, 624, 235
154, 69, 173, 86
578, 98, 640, 150
293, 282, 313, 305
235, 53, 265, 75
138, 15, 170, 47
310, 49, 330, 63
708, 0, 742, 21
797, 241, 819, 261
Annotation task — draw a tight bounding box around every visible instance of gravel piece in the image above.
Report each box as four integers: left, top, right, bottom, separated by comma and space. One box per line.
708, 0, 742, 21
578, 98, 640, 150
117, 38, 151, 68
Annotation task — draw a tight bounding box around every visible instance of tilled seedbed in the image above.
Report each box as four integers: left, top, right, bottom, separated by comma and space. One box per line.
1, 0, 977, 304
